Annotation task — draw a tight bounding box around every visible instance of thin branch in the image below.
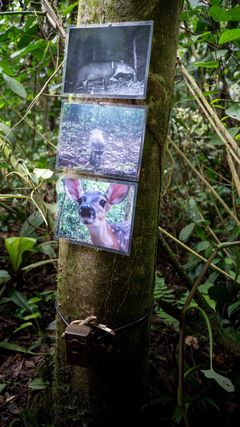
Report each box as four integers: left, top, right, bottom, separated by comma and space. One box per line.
0, 11, 45, 15
168, 137, 240, 226
41, 0, 66, 37
158, 226, 235, 281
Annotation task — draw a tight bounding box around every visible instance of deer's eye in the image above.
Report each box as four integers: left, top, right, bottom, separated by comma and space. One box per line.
99, 199, 106, 208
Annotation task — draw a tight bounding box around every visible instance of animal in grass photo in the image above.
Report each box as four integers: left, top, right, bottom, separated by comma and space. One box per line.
88, 129, 105, 167
64, 178, 131, 253
76, 60, 137, 92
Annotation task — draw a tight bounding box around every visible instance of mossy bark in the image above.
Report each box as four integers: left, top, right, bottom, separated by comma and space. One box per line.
54, 1, 182, 426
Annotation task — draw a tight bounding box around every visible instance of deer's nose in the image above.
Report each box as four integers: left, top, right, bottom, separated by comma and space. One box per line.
80, 204, 95, 219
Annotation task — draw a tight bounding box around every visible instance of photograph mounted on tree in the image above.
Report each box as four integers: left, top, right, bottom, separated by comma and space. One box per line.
55, 177, 137, 255
56, 102, 147, 180
62, 21, 153, 99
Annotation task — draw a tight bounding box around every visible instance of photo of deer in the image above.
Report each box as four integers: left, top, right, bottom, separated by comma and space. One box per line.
55, 177, 137, 255
62, 21, 153, 99
56, 102, 147, 180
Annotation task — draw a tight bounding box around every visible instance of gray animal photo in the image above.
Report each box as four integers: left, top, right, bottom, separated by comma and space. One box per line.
55, 177, 137, 255
56, 102, 147, 180
62, 21, 153, 99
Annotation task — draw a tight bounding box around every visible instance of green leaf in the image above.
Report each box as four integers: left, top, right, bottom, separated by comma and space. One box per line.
201, 369, 235, 392
0, 341, 35, 354
179, 223, 195, 242
2, 73, 27, 98
0, 59, 15, 76
228, 301, 240, 317
23, 313, 40, 321
21, 211, 45, 237
0, 270, 11, 285
21, 258, 58, 272
219, 29, 240, 44
196, 241, 210, 252
28, 378, 49, 390
62, 1, 79, 15
9, 290, 33, 312
0, 122, 15, 143
14, 322, 33, 333
17, 23, 39, 49
5, 237, 36, 272
37, 241, 57, 258
209, 127, 239, 145
11, 39, 47, 60
210, 5, 240, 22
210, 0, 221, 5
215, 49, 228, 59
0, 383, 7, 393
225, 104, 240, 121
193, 61, 219, 68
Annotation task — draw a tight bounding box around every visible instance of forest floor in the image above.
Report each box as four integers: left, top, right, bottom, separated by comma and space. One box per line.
1, 247, 240, 427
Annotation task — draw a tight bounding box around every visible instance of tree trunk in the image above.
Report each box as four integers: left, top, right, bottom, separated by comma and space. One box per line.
54, 1, 182, 426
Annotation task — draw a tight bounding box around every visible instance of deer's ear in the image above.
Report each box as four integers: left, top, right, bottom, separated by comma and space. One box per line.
64, 178, 83, 202
106, 184, 129, 205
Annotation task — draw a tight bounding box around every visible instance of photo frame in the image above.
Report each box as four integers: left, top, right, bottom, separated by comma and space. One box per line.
55, 176, 137, 256
62, 21, 153, 99
56, 102, 147, 180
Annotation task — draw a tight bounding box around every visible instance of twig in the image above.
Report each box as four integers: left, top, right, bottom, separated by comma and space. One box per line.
168, 137, 240, 226
0, 11, 45, 15
158, 226, 235, 281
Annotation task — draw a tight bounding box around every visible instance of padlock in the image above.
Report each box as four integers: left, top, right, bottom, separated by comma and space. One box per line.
65, 323, 92, 367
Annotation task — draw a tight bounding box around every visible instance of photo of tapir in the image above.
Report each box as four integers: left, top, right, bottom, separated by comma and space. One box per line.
55, 177, 137, 256
56, 102, 147, 180
62, 21, 153, 99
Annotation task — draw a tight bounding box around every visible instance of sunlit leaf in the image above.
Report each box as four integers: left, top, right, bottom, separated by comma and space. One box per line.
62, 1, 79, 15
210, 5, 240, 22
188, 0, 205, 8
219, 29, 240, 44
0, 59, 14, 76
23, 313, 41, 321
14, 322, 33, 333
193, 61, 219, 68
33, 168, 54, 180
5, 237, 36, 272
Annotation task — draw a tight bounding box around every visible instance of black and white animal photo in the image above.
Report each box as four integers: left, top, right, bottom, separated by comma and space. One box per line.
56, 102, 147, 180
62, 21, 153, 99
